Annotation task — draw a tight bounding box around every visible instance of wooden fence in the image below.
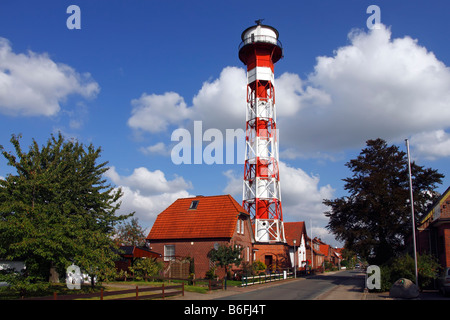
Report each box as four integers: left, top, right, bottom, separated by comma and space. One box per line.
26, 283, 184, 300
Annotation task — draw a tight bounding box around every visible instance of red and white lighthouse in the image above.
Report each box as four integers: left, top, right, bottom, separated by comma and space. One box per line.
239, 21, 285, 243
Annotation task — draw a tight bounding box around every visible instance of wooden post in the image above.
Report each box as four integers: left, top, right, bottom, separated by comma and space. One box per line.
100, 288, 103, 300
182, 282, 185, 296
136, 285, 139, 300
53, 292, 57, 300
162, 283, 165, 299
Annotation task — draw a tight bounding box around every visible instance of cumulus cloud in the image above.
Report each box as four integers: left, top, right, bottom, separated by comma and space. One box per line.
127, 67, 246, 135
410, 130, 450, 160
139, 142, 172, 156
105, 166, 193, 223
128, 92, 191, 133
282, 24, 450, 155
0, 37, 99, 116
278, 162, 335, 222
190, 66, 246, 130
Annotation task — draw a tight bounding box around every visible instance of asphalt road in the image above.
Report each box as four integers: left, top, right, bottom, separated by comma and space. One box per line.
216, 270, 363, 300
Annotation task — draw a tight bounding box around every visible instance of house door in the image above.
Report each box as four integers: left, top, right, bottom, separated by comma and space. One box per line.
265, 255, 273, 270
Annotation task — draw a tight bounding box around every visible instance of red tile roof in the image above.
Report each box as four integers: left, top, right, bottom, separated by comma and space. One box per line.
147, 195, 249, 240
319, 243, 330, 257
284, 221, 306, 246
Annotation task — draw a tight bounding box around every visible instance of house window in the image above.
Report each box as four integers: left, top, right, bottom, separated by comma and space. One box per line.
164, 245, 175, 261
236, 219, 245, 234
189, 200, 199, 210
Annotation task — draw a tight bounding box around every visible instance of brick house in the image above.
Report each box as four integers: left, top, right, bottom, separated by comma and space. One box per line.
146, 195, 254, 279
306, 237, 325, 272
316, 238, 331, 262
330, 247, 343, 268
284, 222, 308, 271
418, 186, 450, 269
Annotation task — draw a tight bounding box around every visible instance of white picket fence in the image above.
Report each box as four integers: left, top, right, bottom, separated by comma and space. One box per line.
241, 271, 294, 286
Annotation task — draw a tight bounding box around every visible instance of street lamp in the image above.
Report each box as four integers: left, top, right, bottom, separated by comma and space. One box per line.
293, 239, 297, 278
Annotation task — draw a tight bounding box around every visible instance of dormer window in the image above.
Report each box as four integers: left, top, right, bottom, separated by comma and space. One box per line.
189, 200, 199, 210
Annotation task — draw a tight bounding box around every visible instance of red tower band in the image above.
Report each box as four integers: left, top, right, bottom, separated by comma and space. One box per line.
239, 21, 285, 243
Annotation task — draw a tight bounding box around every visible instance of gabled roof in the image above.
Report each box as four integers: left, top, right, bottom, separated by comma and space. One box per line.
147, 195, 250, 241
284, 221, 307, 246
420, 186, 450, 225
319, 243, 330, 257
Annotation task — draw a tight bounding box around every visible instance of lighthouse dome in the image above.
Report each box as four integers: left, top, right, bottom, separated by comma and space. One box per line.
241, 23, 279, 46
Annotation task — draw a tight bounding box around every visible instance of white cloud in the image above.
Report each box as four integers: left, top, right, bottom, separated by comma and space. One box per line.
282, 24, 450, 155
0, 37, 99, 116
139, 142, 172, 156
105, 166, 193, 223
190, 66, 246, 131
127, 92, 191, 133
410, 130, 450, 160
278, 161, 335, 222
127, 67, 246, 134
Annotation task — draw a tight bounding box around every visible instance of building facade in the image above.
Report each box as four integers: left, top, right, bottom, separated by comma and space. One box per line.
146, 195, 254, 279
418, 186, 450, 269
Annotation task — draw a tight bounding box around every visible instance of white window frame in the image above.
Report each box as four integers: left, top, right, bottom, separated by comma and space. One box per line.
164, 245, 175, 261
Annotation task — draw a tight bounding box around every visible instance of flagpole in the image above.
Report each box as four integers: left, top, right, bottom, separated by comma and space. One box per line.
310, 219, 314, 269
405, 139, 419, 287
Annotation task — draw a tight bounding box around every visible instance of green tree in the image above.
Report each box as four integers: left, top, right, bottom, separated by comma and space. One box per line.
0, 133, 131, 286
114, 217, 147, 247
324, 138, 443, 265
207, 244, 242, 281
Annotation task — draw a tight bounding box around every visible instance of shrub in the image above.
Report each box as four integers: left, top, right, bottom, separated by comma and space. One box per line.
205, 266, 217, 280
252, 261, 266, 273
128, 258, 163, 281
378, 253, 440, 291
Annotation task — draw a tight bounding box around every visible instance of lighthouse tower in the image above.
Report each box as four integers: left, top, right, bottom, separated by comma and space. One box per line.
239, 20, 285, 243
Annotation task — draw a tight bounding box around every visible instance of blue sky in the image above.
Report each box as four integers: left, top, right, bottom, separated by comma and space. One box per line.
1, 0, 450, 247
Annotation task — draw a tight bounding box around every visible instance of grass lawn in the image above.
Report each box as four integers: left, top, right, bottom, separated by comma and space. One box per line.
0, 278, 240, 300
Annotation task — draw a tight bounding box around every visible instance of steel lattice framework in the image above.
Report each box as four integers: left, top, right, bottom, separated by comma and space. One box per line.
238, 21, 285, 243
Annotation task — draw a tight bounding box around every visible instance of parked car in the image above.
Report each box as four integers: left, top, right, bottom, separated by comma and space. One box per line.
438, 267, 450, 296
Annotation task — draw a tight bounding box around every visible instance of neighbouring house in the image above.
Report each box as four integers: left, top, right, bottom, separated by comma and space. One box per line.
306, 237, 325, 272
418, 186, 450, 269
284, 222, 308, 271
330, 247, 343, 268
114, 245, 161, 273
146, 195, 254, 279
316, 238, 331, 263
